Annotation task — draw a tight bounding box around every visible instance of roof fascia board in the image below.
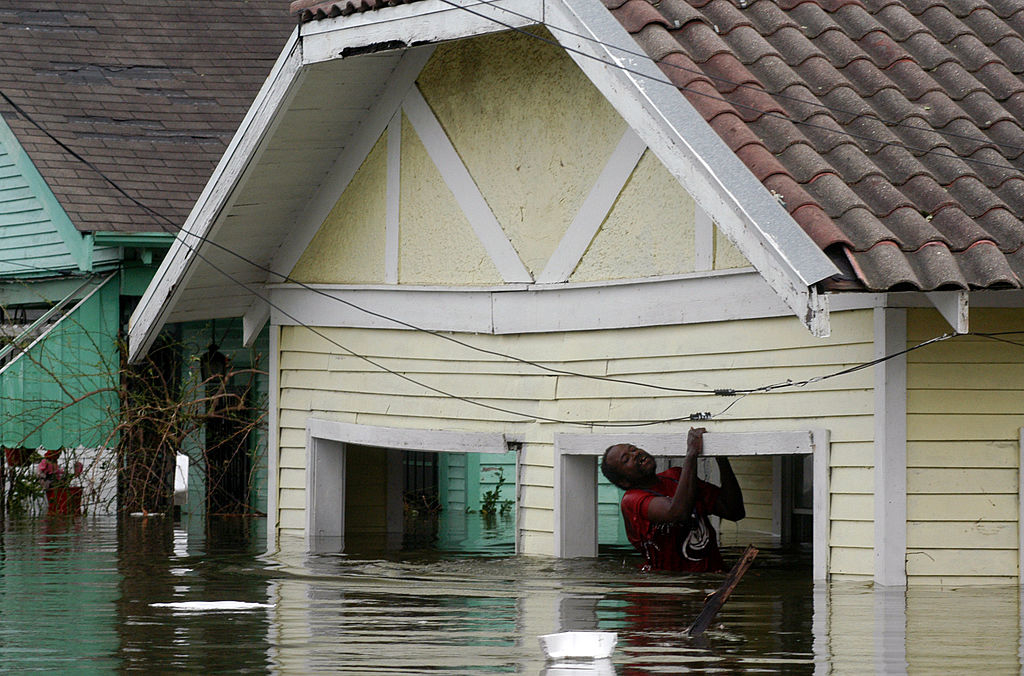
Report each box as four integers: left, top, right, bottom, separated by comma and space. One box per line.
265, 270, 795, 334
92, 232, 176, 249
266, 45, 436, 283
127, 27, 304, 363
0, 113, 90, 272
242, 299, 271, 348
544, 0, 838, 336
299, 0, 543, 65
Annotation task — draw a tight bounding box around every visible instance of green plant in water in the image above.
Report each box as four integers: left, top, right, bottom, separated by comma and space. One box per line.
479, 468, 513, 520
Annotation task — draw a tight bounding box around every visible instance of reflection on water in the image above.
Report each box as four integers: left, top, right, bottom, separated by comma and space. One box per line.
0, 516, 1021, 673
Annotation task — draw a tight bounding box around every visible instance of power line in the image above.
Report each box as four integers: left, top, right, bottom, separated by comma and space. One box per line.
467, 0, 1024, 156
0, 39, 971, 423
436, 0, 1024, 174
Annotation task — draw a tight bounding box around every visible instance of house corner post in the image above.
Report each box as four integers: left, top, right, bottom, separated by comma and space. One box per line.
874, 306, 907, 586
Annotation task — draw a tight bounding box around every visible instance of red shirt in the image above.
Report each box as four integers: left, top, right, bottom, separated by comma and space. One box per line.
620, 467, 724, 572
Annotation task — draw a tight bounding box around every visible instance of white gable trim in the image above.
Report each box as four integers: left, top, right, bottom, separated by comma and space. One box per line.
543, 0, 839, 336
267, 269, 792, 334
266, 46, 435, 289
385, 113, 402, 284
694, 206, 714, 271
536, 128, 647, 284
299, 0, 543, 65
127, 28, 304, 363
402, 85, 533, 283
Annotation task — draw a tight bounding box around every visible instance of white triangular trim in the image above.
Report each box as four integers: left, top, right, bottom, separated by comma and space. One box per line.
385, 113, 402, 284
402, 85, 533, 283
544, 0, 838, 335
266, 46, 435, 288
536, 127, 647, 284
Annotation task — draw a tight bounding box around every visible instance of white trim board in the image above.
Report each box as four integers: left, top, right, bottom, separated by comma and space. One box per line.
554, 429, 830, 580
385, 113, 402, 284
1018, 427, 1023, 585
544, 0, 838, 336
268, 269, 794, 334
557, 430, 819, 456
127, 29, 304, 363
307, 418, 508, 454
266, 324, 281, 552
873, 307, 907, 587
299, 0, 544, 65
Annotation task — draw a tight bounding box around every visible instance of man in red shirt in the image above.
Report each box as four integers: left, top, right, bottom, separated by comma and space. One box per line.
601, 428, 745, 572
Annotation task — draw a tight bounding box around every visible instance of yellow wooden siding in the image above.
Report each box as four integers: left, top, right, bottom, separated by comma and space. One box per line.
718, 456, 772, 547
905, 307, 1024, 582
275, 310, 876, 573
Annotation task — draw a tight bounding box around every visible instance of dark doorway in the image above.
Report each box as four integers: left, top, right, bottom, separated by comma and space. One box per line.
205, 383, 252, 515
402, 450, 440, 548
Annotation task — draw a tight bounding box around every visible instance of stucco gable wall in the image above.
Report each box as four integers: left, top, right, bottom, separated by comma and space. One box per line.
285, 28, 751, 287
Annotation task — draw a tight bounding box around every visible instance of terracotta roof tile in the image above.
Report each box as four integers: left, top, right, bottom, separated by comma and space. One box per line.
609, 0, 1024, 291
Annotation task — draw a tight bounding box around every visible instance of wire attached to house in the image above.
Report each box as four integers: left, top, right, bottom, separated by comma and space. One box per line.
0, 60, 967, 425
455, 0, 1024, 155
434, 0, 1024, 174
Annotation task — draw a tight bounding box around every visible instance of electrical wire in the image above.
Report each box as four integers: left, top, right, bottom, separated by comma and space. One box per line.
435, 0, 1024, 174
0, 23, 978, 424
463, 0, 1024, 155
0, 80, 961, 422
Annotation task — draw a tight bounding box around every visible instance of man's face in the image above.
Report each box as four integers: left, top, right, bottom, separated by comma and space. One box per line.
606, 443, 657, 487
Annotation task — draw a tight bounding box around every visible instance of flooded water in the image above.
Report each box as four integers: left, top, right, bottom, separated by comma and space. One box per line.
0, 516, 1020, 674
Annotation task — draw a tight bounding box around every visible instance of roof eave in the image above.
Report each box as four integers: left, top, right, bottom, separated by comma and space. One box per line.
546, 0, 839, 336
126, 27, 303, 363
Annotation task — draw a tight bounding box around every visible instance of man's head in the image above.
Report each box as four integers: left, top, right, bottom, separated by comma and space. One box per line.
601, 443, 657, 489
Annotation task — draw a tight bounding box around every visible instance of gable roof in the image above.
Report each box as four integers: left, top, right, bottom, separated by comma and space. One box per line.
0, 111, 89, 277
0, 1, 295, 234
128, 0, 850, 361
606, 0, 1024, 292
294, 0, 1024, 294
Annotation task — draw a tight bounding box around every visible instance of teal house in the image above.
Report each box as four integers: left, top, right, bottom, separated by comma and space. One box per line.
0, 2, 294, 514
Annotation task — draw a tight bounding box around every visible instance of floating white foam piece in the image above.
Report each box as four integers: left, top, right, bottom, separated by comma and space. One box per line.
538, 631, 617, 660
150, 601, 272, 611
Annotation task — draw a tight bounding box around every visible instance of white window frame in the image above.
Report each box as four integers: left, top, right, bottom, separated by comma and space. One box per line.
555, 429, 830, 580
304, 418, 512, 553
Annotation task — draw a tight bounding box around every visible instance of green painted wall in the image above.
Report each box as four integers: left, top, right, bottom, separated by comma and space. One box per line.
178, 318, 270, 516
0, 113, 88, 277
0, 275, 120, 448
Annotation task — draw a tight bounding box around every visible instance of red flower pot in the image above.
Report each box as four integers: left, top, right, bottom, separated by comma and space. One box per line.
46, 486, 83, 515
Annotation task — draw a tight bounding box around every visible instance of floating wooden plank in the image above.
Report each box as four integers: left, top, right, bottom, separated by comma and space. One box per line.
686, 544, 759, 637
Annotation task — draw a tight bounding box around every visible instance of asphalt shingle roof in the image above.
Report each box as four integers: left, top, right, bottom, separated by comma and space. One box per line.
0, 2, 295, 233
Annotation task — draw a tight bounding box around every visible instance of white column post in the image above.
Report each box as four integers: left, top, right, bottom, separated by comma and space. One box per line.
874, 307, 907, 586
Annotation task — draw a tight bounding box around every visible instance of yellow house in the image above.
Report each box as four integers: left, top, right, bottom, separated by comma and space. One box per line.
128, 0, 1024, 587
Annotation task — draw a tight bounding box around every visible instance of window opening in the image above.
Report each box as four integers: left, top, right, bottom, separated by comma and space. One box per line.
305, 421, 515, 557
